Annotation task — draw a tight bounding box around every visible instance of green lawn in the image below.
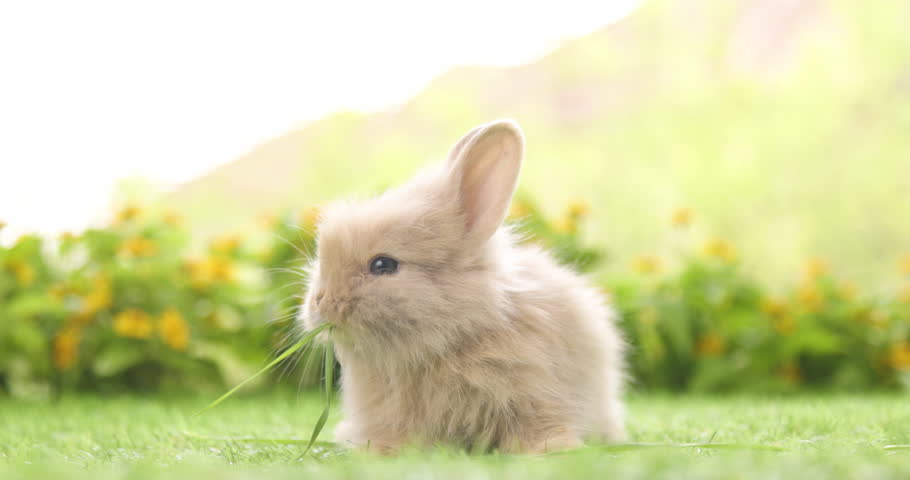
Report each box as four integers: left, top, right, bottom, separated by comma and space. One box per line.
2, 393, 909, 479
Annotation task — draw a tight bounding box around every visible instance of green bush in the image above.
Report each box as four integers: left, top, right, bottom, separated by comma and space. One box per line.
610, 212, 910, 393
0, 210, 280, 397
1, 202, 909, 398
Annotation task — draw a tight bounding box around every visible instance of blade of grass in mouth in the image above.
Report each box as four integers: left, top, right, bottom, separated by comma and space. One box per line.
194, 323, 332, 417
298, 339, 335, 458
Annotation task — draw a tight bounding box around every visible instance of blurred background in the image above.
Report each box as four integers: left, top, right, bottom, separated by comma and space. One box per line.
1, 0, 909, 398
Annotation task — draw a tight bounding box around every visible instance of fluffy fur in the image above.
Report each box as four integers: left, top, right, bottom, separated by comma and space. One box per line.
300, 120, 626, 453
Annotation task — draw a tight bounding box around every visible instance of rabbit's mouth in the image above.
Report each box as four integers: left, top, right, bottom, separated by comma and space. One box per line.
299, 306, 331, 331
304, 310, 356, 341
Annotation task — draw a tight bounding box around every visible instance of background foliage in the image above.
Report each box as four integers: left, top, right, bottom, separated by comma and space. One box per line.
2, 201, 909, 398
3, 0, 910, 399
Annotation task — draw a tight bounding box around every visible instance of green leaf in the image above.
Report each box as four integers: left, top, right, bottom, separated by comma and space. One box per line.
191, 341, 258, 387
93, 343, 145, 377
7, 292, 65, 318
9, 320, 47, 356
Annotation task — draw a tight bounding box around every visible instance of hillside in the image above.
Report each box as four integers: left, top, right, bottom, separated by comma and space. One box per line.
166, 0, 910, 288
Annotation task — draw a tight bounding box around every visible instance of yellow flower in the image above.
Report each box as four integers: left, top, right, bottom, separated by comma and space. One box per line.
900, 285, 910, 304
797, 283, 824, 312
0, 220, 5, 231
113, 309, 154, 339
301, 206, 321, 230
258, 212, 278, 229
208, 257, 234, 282
761, 298, 788, 319
553, 216, 577, 235
80, 276, 113, 319
702, 238, 737, 262
159, 308, 190, 351
163, 210, 181, 227
889, 342, 910, 371
119, 236, 157, 257
837, 281, 858, 301
853, 308, 888, 329
210, 235, 242, 255
803, 257, 828, 281
115, 205, 141, 224
566, 200, 591, 219
695, 333, 725, 357
508, 200, 531, 220
87, 276, 113, 305
633, 255, 662, 275
671, 208, 693, 228
6, 260, 35, 286
53, 327, 80, 371
184, 257, 235, 289
761, 298, 796, 334
778, 362, 802, 385
184, 259, 211, 289
900, 255, 910, 276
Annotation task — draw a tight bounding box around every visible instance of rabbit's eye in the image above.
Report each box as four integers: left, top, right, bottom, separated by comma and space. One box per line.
369, 256, 399, 275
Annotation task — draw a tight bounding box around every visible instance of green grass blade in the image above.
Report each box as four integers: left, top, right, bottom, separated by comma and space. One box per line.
194, 323, 330, 417
325, 342, 334, 403
298, 405, 330, 459
298, 343, 335, 459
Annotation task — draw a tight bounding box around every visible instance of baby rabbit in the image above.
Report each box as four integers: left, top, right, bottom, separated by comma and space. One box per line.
300, 120, 626, 453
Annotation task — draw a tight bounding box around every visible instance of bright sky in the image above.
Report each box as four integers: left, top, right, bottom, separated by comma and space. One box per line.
0, 0, 640, 240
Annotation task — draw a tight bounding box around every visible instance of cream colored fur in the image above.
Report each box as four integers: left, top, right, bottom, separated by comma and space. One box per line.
300, 120, 626, 454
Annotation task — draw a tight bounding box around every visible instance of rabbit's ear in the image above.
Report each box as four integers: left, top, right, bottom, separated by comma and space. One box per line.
446, 125, 484, 161
447, 120, 524, 243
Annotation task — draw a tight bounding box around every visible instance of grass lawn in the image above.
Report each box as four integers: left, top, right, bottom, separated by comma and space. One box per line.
1, 393, 909, 479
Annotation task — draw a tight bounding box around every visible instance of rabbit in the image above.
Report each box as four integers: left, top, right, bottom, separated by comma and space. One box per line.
299, 119, 626, 454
